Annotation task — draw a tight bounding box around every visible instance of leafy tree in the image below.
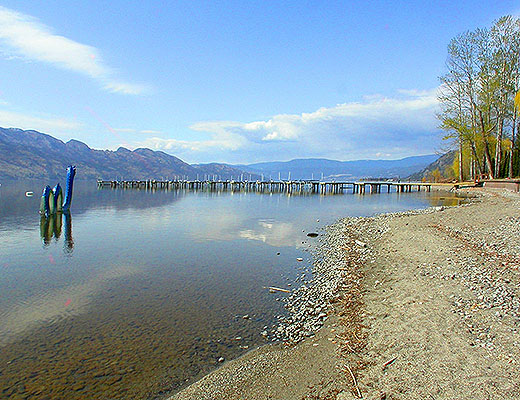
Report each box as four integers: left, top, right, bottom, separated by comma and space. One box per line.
438, 16, 520, 179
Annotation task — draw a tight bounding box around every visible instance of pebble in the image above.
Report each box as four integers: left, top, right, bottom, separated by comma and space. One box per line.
270, 214, 376, 344
271, 190, 520, 355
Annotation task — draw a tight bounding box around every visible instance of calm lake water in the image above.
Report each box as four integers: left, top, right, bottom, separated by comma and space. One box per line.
0, 181, 460, 399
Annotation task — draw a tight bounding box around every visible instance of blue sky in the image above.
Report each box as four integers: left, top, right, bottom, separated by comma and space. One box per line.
0, 1, 518, 164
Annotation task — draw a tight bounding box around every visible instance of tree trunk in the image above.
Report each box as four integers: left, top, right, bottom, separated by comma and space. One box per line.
509, 115, 517, 178
469, 141, 483, 177
479, 110, 494, 178
494, 117, 504, 178
458, 139, 464, 181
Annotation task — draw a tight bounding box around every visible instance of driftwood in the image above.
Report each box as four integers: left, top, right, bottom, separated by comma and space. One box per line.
343, 365, 362, 398
382, 356, 397, 369
355, 240, 367, 248
265, 286, 291, 293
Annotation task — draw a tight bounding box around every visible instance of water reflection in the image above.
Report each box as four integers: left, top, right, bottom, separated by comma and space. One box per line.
0, 184, 465, 400
40, 212, 74, 253
0, 181, 185, 232
0, 263, 142, 347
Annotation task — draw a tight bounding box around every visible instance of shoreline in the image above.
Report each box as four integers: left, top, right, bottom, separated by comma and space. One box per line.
169, 188, 520, 399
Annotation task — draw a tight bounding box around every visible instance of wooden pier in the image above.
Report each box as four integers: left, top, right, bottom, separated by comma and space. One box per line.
97, 179, 433, 194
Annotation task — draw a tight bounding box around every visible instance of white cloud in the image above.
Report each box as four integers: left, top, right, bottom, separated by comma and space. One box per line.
103, 81, 149, 95
0, 109, 79, 132
137, 122, 249, 154
134, 88, 441, 163
0, 6, 148, 95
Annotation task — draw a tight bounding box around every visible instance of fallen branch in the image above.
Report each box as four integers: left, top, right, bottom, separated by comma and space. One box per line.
355, 240, 367, 248
265, 286, 291, 293
343, 365, 362, 398
382, 356, 397, 369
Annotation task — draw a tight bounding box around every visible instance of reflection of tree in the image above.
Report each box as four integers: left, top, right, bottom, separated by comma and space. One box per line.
40, 212, 74, 253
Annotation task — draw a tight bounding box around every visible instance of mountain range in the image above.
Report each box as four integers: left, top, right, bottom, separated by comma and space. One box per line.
408, 150, 456, 181
235, 155, 439, 181
0, 127, 251, 180
0, 127, 440, 181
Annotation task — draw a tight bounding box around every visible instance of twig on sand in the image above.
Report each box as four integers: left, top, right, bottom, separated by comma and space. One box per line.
355, 240, 367, 248
264, 286, 291, 293
342, 365, 362, 398
382, 356, 397, 369
341, 342, 357, 354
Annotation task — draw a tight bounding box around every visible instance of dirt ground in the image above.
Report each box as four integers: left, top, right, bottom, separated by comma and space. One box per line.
170, 189, 520, 400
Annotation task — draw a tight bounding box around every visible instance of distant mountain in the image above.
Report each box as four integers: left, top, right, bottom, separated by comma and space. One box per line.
0, 127, 441, 182
0, 127, 253, 180
236, 155, 439, 180
407, 151, 456, 181
192, 163, 257, 180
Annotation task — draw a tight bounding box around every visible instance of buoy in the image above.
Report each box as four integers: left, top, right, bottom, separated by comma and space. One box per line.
25, 191, 34, 197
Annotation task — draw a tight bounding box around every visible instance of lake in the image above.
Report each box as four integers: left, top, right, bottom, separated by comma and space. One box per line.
0, 181, 460, 399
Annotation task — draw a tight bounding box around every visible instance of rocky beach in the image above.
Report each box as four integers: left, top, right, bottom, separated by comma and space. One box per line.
170, 188, 520, 400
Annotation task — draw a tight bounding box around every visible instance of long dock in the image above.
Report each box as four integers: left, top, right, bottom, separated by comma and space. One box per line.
97, 179, 433, 194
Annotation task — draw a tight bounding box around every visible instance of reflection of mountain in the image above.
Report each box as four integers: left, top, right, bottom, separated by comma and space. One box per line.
0, 181, 185, 227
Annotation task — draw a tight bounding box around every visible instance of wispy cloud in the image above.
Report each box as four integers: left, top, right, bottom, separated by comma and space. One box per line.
140, 124, 248, 153
114, 128, 166, 135
136, 88, 441, 163
113, 128, 137, 133
0, 6, 148, 95
139, 129, 164, 135
0, 109, 79, 132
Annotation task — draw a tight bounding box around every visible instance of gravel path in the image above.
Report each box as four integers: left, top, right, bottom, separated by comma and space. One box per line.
170, 189, 520, 400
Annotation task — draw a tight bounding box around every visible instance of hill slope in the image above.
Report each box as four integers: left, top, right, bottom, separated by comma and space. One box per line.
237, 155, 439, 180
0, 127, 441, 181
407, 151, 456, 181
0, 128, 250, 180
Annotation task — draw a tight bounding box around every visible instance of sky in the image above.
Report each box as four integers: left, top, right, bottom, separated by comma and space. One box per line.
0, 1, 518, 164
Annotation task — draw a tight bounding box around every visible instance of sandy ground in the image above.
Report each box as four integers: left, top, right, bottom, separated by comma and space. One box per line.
170, 189, 520, 400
